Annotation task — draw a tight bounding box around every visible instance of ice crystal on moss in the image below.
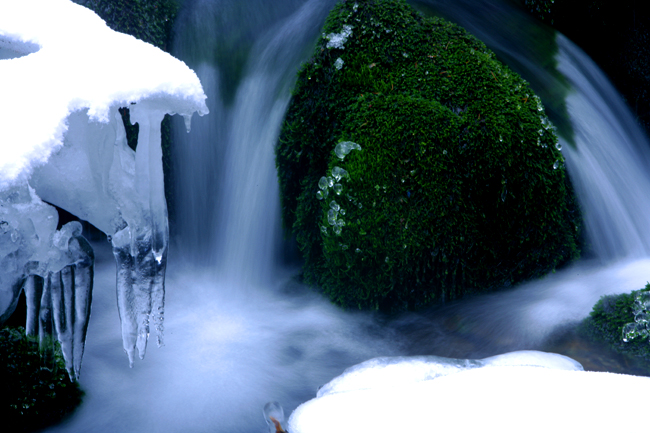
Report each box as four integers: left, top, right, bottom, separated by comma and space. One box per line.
326, 25, 353, 49
623, 289, 650, 342
335, 141, 361, 159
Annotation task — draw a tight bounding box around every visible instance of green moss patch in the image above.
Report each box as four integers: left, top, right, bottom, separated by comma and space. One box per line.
276, 0, 581, 311
580, 283, 650, 369
0, 327, 84, 433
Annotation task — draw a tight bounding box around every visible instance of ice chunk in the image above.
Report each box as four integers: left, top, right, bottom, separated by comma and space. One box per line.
318, 176, 329, 190
334, 141, 361, 159
331, 166, 348, 181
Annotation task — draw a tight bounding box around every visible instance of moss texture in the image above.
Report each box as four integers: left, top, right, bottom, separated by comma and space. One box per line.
0, 327, 84, 433
276, 0, 581, 311
411, 0, 575, 148
580, 283, 650, 369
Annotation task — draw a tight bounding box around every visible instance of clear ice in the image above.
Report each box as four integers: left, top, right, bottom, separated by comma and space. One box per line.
335, 141, 362, 159
622, 289, 650, 343
325, 25, 353, 50
0, 0, 208, 375
0, 102, 176, 374
23, 104, 177, 369
1, 186, 94, 380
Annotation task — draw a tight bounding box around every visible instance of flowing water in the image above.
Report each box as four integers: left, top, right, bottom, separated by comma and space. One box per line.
46, 1, 650, 432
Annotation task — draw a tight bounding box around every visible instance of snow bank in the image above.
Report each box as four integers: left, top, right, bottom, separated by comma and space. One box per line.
0, 0, 208, 374
289, 350, 649, 432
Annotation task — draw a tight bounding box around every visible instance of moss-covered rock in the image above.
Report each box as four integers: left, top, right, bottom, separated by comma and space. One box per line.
0, 327, 84, 433
276, 0, 581, 311
580, 283, 650, 370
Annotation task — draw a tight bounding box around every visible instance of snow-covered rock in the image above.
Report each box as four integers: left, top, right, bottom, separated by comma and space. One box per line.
0, 0, 208, 374
289, 350, 649, 433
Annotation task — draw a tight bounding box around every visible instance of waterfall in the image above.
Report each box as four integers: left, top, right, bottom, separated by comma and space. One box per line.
45, 1, 650, 433
557, 35, 650, 260
172, 0, 650, 279
171, 0, 337, 286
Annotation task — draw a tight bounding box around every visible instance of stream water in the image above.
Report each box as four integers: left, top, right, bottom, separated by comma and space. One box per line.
46, 1, 650, 432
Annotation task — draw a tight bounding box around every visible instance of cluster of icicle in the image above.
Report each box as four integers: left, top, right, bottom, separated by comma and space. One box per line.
0, 0, 208, 379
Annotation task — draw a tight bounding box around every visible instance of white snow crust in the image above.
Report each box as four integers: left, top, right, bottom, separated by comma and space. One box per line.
316, 350, 583, 397
0, 0, 207, 189
0, 0, 208, 372
289, 350, 648, 432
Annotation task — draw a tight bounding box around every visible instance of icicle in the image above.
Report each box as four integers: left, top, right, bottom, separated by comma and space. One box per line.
151, 249, 166, 347
133, 238, 154, 359
130, 102, 169, 356
112, 228, 137, 368
24, 275, 43, 336
39, 273, 55, 370
51, 267, 74, 377
112, 223, 167, 364
42, 222, 94, 380
183, 113, 193, 133
71, 236, 93, 380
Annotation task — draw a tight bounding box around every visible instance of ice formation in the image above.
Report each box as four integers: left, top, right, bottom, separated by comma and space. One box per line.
325, 24, 353, 50
622, 289, 650, 342
289, 350, 650, 433
0, 0, 208, 375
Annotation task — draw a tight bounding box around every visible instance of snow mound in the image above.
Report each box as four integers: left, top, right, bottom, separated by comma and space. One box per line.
289, 351, 648, 433
316, 350, 583, 397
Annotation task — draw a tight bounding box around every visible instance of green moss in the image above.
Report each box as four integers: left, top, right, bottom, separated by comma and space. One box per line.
277, 0, 581, 312
580, 283, 650, 369
410, 0, 575, 148
0, 327, 84, 433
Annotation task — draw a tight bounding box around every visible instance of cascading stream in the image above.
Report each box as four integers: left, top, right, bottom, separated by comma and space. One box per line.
556, 34, 650, 260
172, 0, 338, 286
44, 1, 650, 433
